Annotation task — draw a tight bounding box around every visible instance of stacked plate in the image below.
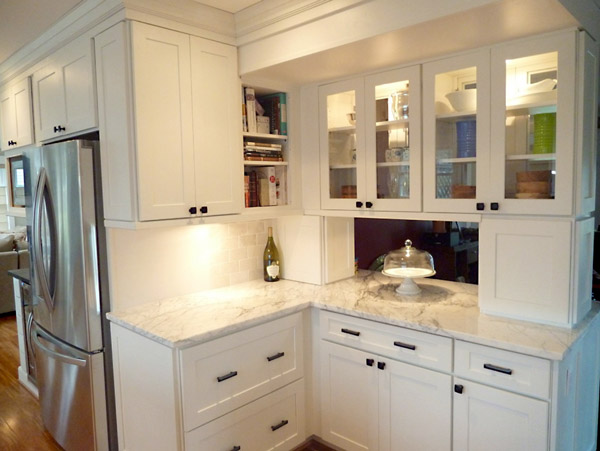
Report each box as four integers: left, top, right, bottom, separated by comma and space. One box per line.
532, 113, 556, 154
515, 170, 551, 199
456, 120, 476, 158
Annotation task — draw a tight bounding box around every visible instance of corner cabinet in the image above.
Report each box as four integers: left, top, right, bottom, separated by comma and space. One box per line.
110, 313, 306, 451
423, 30, 596, 216
0, 77, 34, 151
32, 34, 97, 142
319, 66, 422, 212
94, 21, 242, 223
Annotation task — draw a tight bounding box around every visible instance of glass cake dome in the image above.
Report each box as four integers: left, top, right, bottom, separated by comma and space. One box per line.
382, 239, 436, 295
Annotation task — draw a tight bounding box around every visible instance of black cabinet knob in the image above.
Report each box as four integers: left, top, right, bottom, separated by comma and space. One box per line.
189, 207, 197, 214
365, 201, 373, 208
53, 125, 65, 133
356, 201, 363, 208
476, 202, 485, 211
200, 206, 208, 214
454, 384, 464, 394
366, 358, 374, 367
491, 202, 499, 211
231, 447, 241, 451
7, 140, 16, 146
377, 361, 386, 371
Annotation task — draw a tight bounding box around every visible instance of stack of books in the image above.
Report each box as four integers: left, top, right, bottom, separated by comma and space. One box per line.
244, 167, 287, 207
242, 87, 287, 136
244, 141, 283, 162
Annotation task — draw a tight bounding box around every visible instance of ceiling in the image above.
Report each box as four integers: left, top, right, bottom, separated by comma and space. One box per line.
0, 0, 261, 66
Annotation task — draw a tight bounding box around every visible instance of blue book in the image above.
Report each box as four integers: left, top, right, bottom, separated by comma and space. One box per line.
258, 92, 287, 136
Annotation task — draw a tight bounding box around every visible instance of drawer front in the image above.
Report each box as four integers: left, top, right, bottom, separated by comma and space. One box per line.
320, 310, 452, 372
454, 340, 551, 398
185, 380, 305, 451
180, 313, 304, 431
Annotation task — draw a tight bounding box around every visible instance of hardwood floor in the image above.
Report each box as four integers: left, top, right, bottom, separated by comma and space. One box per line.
0, 313, 63, 450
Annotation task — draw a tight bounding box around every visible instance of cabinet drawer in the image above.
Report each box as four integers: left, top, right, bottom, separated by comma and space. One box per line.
320, 310, 452, 372
185, 379, 305, 451
454, 340, 551, 398
180, 313, 304, 431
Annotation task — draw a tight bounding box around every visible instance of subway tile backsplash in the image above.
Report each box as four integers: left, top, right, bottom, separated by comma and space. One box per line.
108, 219, 274, 310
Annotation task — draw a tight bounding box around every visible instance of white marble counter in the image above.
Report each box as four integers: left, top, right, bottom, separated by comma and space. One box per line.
107, 271, 600, 360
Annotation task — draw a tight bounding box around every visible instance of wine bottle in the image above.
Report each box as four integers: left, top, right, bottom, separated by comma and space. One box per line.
263, 227, 280, 282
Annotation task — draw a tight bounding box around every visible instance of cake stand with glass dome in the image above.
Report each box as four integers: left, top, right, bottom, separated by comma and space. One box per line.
382, 240, 436, 295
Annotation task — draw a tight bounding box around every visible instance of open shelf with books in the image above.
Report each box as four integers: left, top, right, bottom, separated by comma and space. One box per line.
242, 86, 289, 209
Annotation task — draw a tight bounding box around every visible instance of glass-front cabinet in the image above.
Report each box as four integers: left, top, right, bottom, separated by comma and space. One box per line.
319, 66, 421, 211
424, 34, 577, 216
423, 50, 491, 214
489, 33, 576, 216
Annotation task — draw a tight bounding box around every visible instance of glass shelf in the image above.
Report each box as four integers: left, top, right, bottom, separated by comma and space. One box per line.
506, 153, 556, 162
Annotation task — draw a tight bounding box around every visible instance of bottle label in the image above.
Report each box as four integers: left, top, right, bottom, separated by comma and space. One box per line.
266, 264, 280, 278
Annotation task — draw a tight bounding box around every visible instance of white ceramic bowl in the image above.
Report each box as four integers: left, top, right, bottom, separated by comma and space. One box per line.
445, 89, 477, 112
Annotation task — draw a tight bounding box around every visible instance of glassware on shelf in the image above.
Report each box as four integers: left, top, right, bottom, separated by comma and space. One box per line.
388, 90, 409, 120
532, 112, 556, 154
456, 120, 476, 158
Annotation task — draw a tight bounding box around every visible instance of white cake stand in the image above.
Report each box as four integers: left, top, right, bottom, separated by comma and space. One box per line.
382, 267, 436, 295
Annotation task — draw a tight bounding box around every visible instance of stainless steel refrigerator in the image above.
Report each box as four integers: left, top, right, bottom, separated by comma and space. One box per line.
24, 138, 115, 451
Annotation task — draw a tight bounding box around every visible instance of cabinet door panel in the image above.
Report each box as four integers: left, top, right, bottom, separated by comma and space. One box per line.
490, 31, 576, 215
320, 341, 378, 451
380, 359, 451, 451
61, 40, 96, 134
0, 89, 16, 150
453, 378, 548, 451
131, 22, 195, 220
33, 63, 64, 140
191, 37, 242, 216
13, 79, 34, 147
422, 50, 491, 214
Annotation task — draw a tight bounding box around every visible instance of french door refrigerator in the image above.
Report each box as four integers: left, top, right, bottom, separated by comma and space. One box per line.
24, 139, 115, 451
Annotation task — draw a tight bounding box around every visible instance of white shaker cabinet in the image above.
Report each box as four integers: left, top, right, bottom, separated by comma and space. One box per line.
0, 77, 34, 151
319, 311, 452, 451
94, 21, 242, 223
32, 34, 96, 142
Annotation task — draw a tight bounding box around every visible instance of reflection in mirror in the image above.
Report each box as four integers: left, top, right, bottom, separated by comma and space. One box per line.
8, 155, 25, 208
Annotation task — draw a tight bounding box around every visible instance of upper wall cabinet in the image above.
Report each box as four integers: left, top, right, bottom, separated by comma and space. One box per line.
423, 30, 596, 217
32, 35, 97, 142
95, 21, 242, 223
0, 77, 34, 151
319, 66, 422, 212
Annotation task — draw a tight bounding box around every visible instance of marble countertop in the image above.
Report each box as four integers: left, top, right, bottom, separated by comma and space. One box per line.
107, 271, 600, 360
8, 268, 30, 284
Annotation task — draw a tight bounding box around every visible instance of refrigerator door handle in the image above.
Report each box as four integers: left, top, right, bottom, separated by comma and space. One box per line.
32, 326, 87, 367
32, 168, 57, 310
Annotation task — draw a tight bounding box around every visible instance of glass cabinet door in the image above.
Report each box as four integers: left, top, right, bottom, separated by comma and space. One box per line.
364, 66, 421, 211
319, 79, 365, 210
423, 50, 490, 213
490, 33, 576, 215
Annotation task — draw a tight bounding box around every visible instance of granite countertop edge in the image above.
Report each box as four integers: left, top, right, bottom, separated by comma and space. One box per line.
107, 272, 600, 361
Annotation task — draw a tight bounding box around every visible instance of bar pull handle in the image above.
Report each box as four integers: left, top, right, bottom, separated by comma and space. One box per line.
271, 420, 289, 432
267, 351, 285, 362
393, 341, 416, 351
341, 328, 360, 337
217, 371, 238, 382
483, 363, 513, 375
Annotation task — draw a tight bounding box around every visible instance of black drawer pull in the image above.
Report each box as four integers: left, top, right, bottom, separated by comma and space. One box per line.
341, 328, 360, 337
483, 363, 513, 375
217, 371, 238, 382
267, 351, 285, 362
393, 341, 416, 351
231, 447, 241, 451
454, 384, 464, 394
377, 361, 386, 370
271, 420, 289, 431
366, 358, 374, 367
